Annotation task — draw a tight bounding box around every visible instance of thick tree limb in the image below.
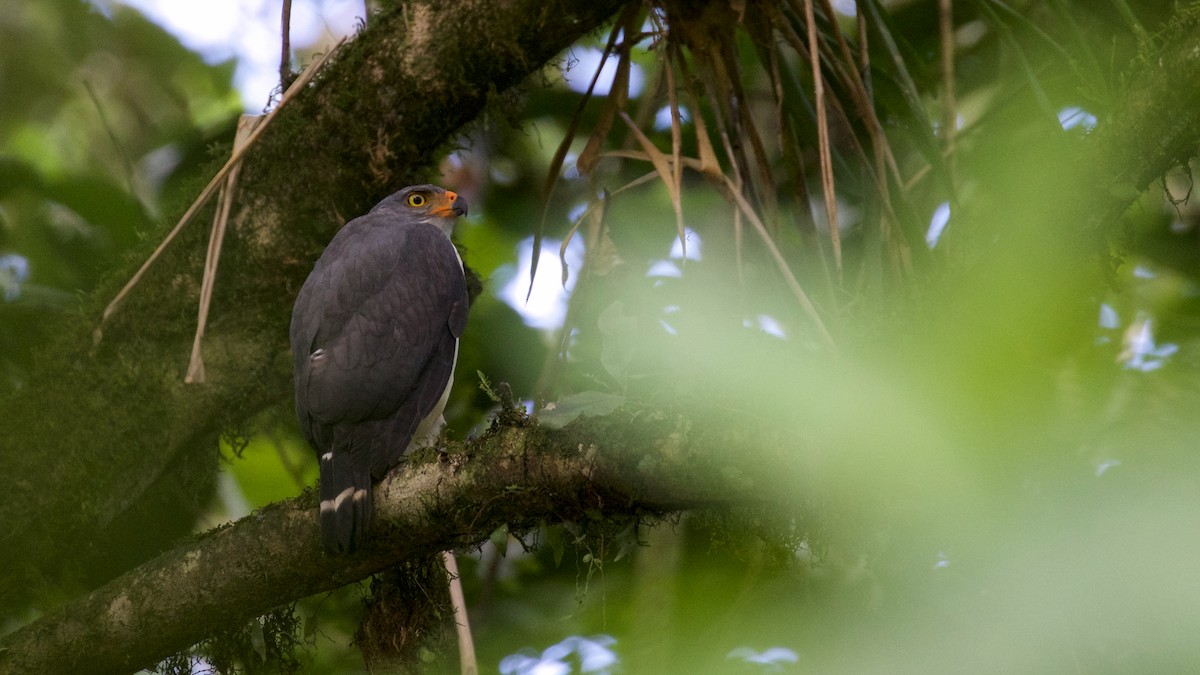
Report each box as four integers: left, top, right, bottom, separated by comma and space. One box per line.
0, 0, 626, 608
0, 414, 773, 675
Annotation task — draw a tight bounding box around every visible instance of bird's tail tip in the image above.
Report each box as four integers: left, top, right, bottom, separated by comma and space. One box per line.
318, 452, 372, 554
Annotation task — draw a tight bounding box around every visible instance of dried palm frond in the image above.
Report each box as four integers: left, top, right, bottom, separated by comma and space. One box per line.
537, 0, 967, 356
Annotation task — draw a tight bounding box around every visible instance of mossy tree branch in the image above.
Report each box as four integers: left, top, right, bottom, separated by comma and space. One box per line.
0, 412, 777, 675
1082, 9, 1200, 228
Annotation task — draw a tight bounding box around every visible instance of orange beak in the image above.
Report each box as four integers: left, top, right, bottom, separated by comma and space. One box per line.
430, 190, 468, 218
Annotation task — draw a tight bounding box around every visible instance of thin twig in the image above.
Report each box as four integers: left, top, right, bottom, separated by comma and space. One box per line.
443, 551, 478, 675
810, 0, 904, 190
665, 53, 686, 262
804, 0, 842, 275
857, 5, 870, 77
281, 0, 295, 91
93, 40, 344, 347
618, 112, 686, 252
722, 175, 836, 351
939, 0, 956, 162
185, 115, 260, 384
531, 7, 637, 303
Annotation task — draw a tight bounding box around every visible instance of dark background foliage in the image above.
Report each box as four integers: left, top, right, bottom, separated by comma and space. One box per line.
4, 0, 1200, 672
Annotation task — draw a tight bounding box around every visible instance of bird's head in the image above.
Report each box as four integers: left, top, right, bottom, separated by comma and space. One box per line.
374, 184, 468, 235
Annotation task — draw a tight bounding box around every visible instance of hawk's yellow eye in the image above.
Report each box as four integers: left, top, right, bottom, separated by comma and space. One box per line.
406, 193, 427, 207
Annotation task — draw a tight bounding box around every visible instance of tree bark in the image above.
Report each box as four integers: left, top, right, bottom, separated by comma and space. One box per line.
0, 0, 626, 609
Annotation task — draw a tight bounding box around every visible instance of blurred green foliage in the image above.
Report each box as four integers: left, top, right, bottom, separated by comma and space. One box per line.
8, 0, 1200, 673
0, 0, 239, 387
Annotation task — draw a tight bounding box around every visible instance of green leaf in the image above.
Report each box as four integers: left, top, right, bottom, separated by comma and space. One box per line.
489, 524, 510, 553
537, 391, 626, 429
545, 524, 565, 568
477, 370, 501, 403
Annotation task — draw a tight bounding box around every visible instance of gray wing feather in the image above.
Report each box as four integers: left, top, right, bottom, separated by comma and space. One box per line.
290, 212, 466, 451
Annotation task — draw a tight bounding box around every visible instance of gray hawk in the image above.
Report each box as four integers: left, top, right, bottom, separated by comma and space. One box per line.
290, 184, 469, 553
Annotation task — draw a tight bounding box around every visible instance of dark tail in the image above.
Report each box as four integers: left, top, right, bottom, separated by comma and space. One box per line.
318, 450, 372, 554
